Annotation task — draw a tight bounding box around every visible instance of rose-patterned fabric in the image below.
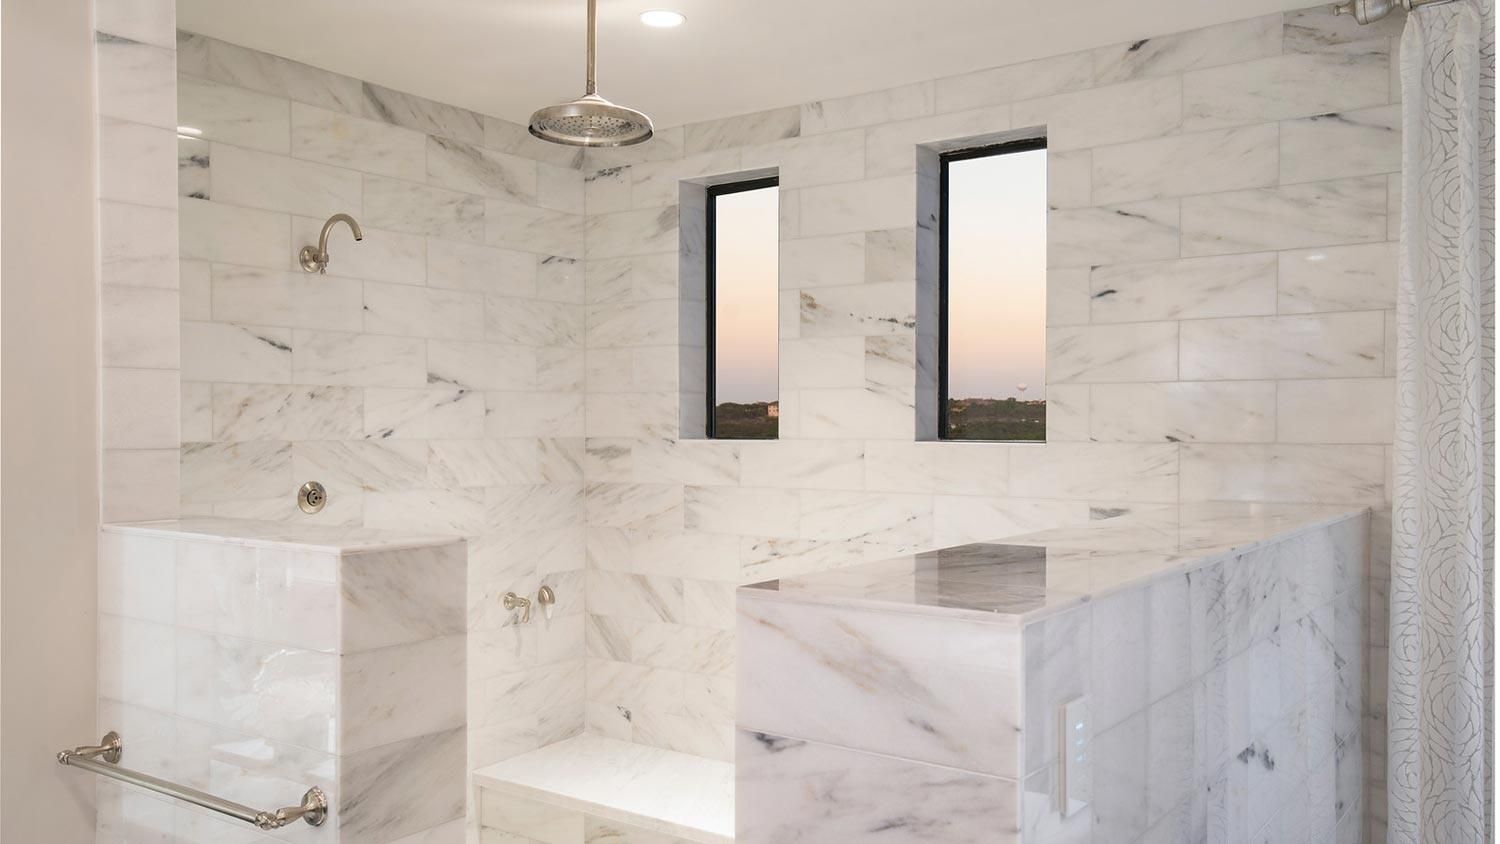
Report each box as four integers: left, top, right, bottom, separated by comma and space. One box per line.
1388, 0, 1496, 841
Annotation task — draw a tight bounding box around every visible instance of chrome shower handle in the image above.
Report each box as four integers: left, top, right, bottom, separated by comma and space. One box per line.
503, 591, 532, 623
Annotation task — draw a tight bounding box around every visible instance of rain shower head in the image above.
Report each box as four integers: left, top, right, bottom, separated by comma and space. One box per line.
529, 0, 653, 147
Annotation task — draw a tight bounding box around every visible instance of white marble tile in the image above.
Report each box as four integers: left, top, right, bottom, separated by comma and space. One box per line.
862, 105, 1015, 177
210, 143, 362, 219
289, 100, 424, 181
487, 298, 584, 346
684, 106, 800, 154
584, 205, 678, 260
1179, 444, 1385, 503
1277, 378, 1395, 444
1280, 105, 1401, 184
366, 281, 485, 339
1048, 200, 1180, 268
802, 82, 934, 134
211, 264, 363, 331
932, 496, 1087, 547
291, 215, 427, 285
340, 727, 466, 841
179, 77, 290, 155
1183, 39, 1391, 131
211, 383, 361, 441
365, 175, 485, 242
490, 199, 586, 258
1179, 312, 1385, 380
936, 52, 1095, 113
1091, 381, 1277, 444
1283, 5, 1405, 52
96, 0, 175, 48
684, 486, 800, 538
103, 286, 179, 369
780, 233, 866, 292
100, 117, 178, 208
180, 197, 290, 268
1181, 176, 1386, 256
178, 134, 210, 200
180, 440, 292, 503
101, 200, 178, 288
799, 387, 914, 440
341, 635, 465, 752
1092, 124, 1278, 204
798, 489, 932, 545
799, 282, 914, 337
360, 82, 484, 143
193, 33, 365, 115
1043, 384, 1090, 442
180, 259, 211, 318
428, 339, 536, 391
291, 329, 426, 387
744, 131, 866, 189
1093, 15, 1283, 84
738, 595, 1022, 776
1013, 76, 1181, 151
360, 387, 482, 439
102, 368, 181, 450
798, 175, 914, 237
427, 136, 537, 203
180, 322, 291, 383
293, 439, 431, 496
1010, 443, 1178, 501
736, 731, 1019, 843
539, 163, 585, 215
1048, 322, 1178, 383
97, 35, 175, 129
1090, 253, 1277, 323
1277, 242, 1397, 314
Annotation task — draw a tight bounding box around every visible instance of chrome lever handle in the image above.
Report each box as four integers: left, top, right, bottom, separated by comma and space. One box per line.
503, 591, 532, 623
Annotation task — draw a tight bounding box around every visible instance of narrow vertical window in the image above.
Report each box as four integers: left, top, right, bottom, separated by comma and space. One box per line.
940, 140, 1047, 441
707, 177, 779, 439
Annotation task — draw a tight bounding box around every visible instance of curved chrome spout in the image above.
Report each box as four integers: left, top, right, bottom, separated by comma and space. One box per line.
299, 213, 363, 274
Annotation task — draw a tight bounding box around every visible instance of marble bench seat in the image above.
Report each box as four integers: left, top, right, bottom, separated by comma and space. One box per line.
473, 734, 734, 844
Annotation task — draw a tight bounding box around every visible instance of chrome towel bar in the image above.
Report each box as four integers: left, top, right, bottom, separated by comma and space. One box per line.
57, 731, 328, 830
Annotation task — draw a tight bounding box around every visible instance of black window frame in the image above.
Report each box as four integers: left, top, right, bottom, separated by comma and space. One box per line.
705, 175, 780, 439
938, 137, 1049, 442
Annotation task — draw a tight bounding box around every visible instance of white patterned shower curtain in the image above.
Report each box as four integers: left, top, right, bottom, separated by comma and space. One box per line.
1388, 0, 1496, 841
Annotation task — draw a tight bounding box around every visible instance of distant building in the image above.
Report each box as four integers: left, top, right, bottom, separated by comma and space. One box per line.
767, 403, 780, 418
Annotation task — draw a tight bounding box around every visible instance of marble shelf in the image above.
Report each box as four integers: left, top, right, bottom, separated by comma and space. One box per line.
473, 734, 734, 843
743, 501, 1368, 624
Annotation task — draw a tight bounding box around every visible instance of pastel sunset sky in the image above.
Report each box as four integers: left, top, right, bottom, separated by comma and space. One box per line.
712, 148, 1047, 404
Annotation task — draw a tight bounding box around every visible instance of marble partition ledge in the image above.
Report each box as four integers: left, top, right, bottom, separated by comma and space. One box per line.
736, 503, 1369, 844
99, 519, 469, 843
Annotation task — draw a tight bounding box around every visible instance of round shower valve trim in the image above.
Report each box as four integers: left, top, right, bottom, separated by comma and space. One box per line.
298, 481, 328, 514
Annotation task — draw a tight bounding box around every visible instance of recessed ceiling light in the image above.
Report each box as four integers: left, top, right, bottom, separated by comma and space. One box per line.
640, 9, 685, 27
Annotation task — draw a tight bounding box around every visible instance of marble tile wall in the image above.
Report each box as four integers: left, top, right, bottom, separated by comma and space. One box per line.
96, 524, 467, 843
578, 8, 1397, 840
735, 513, 1369, 844
171, 33, 589, 784
97, 0, 182, 522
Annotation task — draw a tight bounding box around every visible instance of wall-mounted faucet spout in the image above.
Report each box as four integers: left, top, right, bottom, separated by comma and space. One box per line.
299, 213, 364, 274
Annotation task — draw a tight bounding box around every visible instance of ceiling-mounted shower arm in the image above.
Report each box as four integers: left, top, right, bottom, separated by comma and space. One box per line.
1331, 0, 1455, 25
299, 213, 364, 274
585, 0, 598, 96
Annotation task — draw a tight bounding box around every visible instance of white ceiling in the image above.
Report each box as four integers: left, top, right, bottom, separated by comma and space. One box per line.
177, 0, 1317, 130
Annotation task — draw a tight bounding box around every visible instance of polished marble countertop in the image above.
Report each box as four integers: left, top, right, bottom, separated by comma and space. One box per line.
473, 734, 734, 843
104, 517, 463, 553
742, 501, 1367, 624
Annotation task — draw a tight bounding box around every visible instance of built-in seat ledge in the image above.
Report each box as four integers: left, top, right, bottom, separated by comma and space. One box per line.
473, 734, 734, 843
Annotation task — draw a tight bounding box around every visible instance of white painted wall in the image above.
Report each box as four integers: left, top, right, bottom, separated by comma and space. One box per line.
0, 0, 100, 839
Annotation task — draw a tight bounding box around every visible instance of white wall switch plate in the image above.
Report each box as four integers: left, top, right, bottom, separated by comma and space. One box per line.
1059, 696, 1091, 817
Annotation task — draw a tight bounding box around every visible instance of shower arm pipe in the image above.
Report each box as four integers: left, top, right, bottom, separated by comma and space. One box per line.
300, 212, 364, 274
585, 0, 597, 95
1332, 0, 1456, 25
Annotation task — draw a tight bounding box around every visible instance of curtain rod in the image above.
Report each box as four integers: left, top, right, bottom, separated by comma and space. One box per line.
1333, 0, 1458, 25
